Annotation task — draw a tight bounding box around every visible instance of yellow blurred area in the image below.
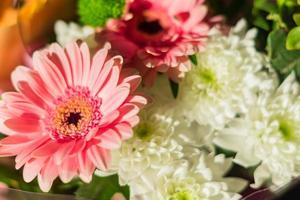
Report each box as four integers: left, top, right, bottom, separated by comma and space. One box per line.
19, 0, 77, 45
0, 0, 23, 91
0, 0, 76, 91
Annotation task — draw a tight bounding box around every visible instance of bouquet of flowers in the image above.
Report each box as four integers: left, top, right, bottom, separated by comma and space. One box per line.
0, 0, 300, 199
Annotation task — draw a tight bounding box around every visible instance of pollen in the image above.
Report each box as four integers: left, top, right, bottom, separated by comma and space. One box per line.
49, 86, 102, 142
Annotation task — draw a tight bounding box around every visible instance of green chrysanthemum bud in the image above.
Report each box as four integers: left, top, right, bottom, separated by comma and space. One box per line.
78, 0, 126, 27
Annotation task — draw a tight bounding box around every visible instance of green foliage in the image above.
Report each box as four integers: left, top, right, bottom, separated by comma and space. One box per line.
286, 26, 300, 49
286, 1, 300, 50
169, 79, 179, 99
267, 29, 300, 81
78, 0, 126, 27
75, 174, 129, 200
0, 162, 82, 195
294, 13, 300, 25
253, 0, 277, 30
189, 55, 198, 65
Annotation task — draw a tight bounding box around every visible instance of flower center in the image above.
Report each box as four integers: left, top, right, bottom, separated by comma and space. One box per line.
170, 190, 193, 200
198, 67, 217, 86
49, 87, 102, 142
189, 66, 221, 97
138, 19, 163, 35
167, 181, 196, 200
279, 119, 294, 140
126, 8, 172, 44
67, 112, 82, 126
135, 121, 154, 140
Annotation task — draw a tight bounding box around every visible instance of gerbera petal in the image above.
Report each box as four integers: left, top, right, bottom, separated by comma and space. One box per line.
99, 111, 120, 127
7, 102, 46, 118
38, 158, 59, 192
182, 5, 207, 31
58, 157, 78, 183
11, 66, 54, 106
117, 104, 140, 123
23, 157, 47, 183
87, 145, 110, 170
80, 43, 91, 86
101, 85, 130, 115
96, 129, 122, 149
14, 80, 47, 109
120, 75, 141, 92
114, 123, 133, 140
78, 152, 95, 183
4, 117, 41, 133
65, 42, 83, 86
48, 43, 73, 86
94, 60, 120, 97
127, 95, 148, 108
69, 139, 86, 156
89, 46, 109, 89
1, 92, 25, 104
0, 135, 31, 145
31, 141, 60, 158
15, 136, 49, 169
33, 52, 67, 96
53, 141, 75, 165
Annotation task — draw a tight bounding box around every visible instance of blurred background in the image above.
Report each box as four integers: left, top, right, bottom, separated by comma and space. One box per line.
0, 0, 300, 199
0, 0, 77, 92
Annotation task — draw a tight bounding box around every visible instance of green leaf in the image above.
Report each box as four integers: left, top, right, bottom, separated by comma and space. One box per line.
253, 15, 270, 30
255, 0, 277, 13
169, 79, 179, 98
286, 26, 300, 50
267, 29, 300, 81
189, 54, 197, 65
78, 0, 126, 27
277, 0, 298, 8
293, 13, 300, 26
267, 13, 288, 29
75, 175, 129, 200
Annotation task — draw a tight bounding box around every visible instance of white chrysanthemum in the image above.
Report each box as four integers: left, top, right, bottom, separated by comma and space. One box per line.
132, 153, 247, 200
54, 20, 97, 47
177, 19, 277, 128
96, 102, 220, 199
95, 105, 184, 193
214, 73, 300, 188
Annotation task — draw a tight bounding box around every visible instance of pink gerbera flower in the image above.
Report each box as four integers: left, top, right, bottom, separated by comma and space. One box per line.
99, 0, 215, 86
0, 42, 147, 192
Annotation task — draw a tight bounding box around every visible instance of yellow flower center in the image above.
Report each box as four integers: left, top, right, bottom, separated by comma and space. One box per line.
52, 96, 93, 136
49, 87, 102, 142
